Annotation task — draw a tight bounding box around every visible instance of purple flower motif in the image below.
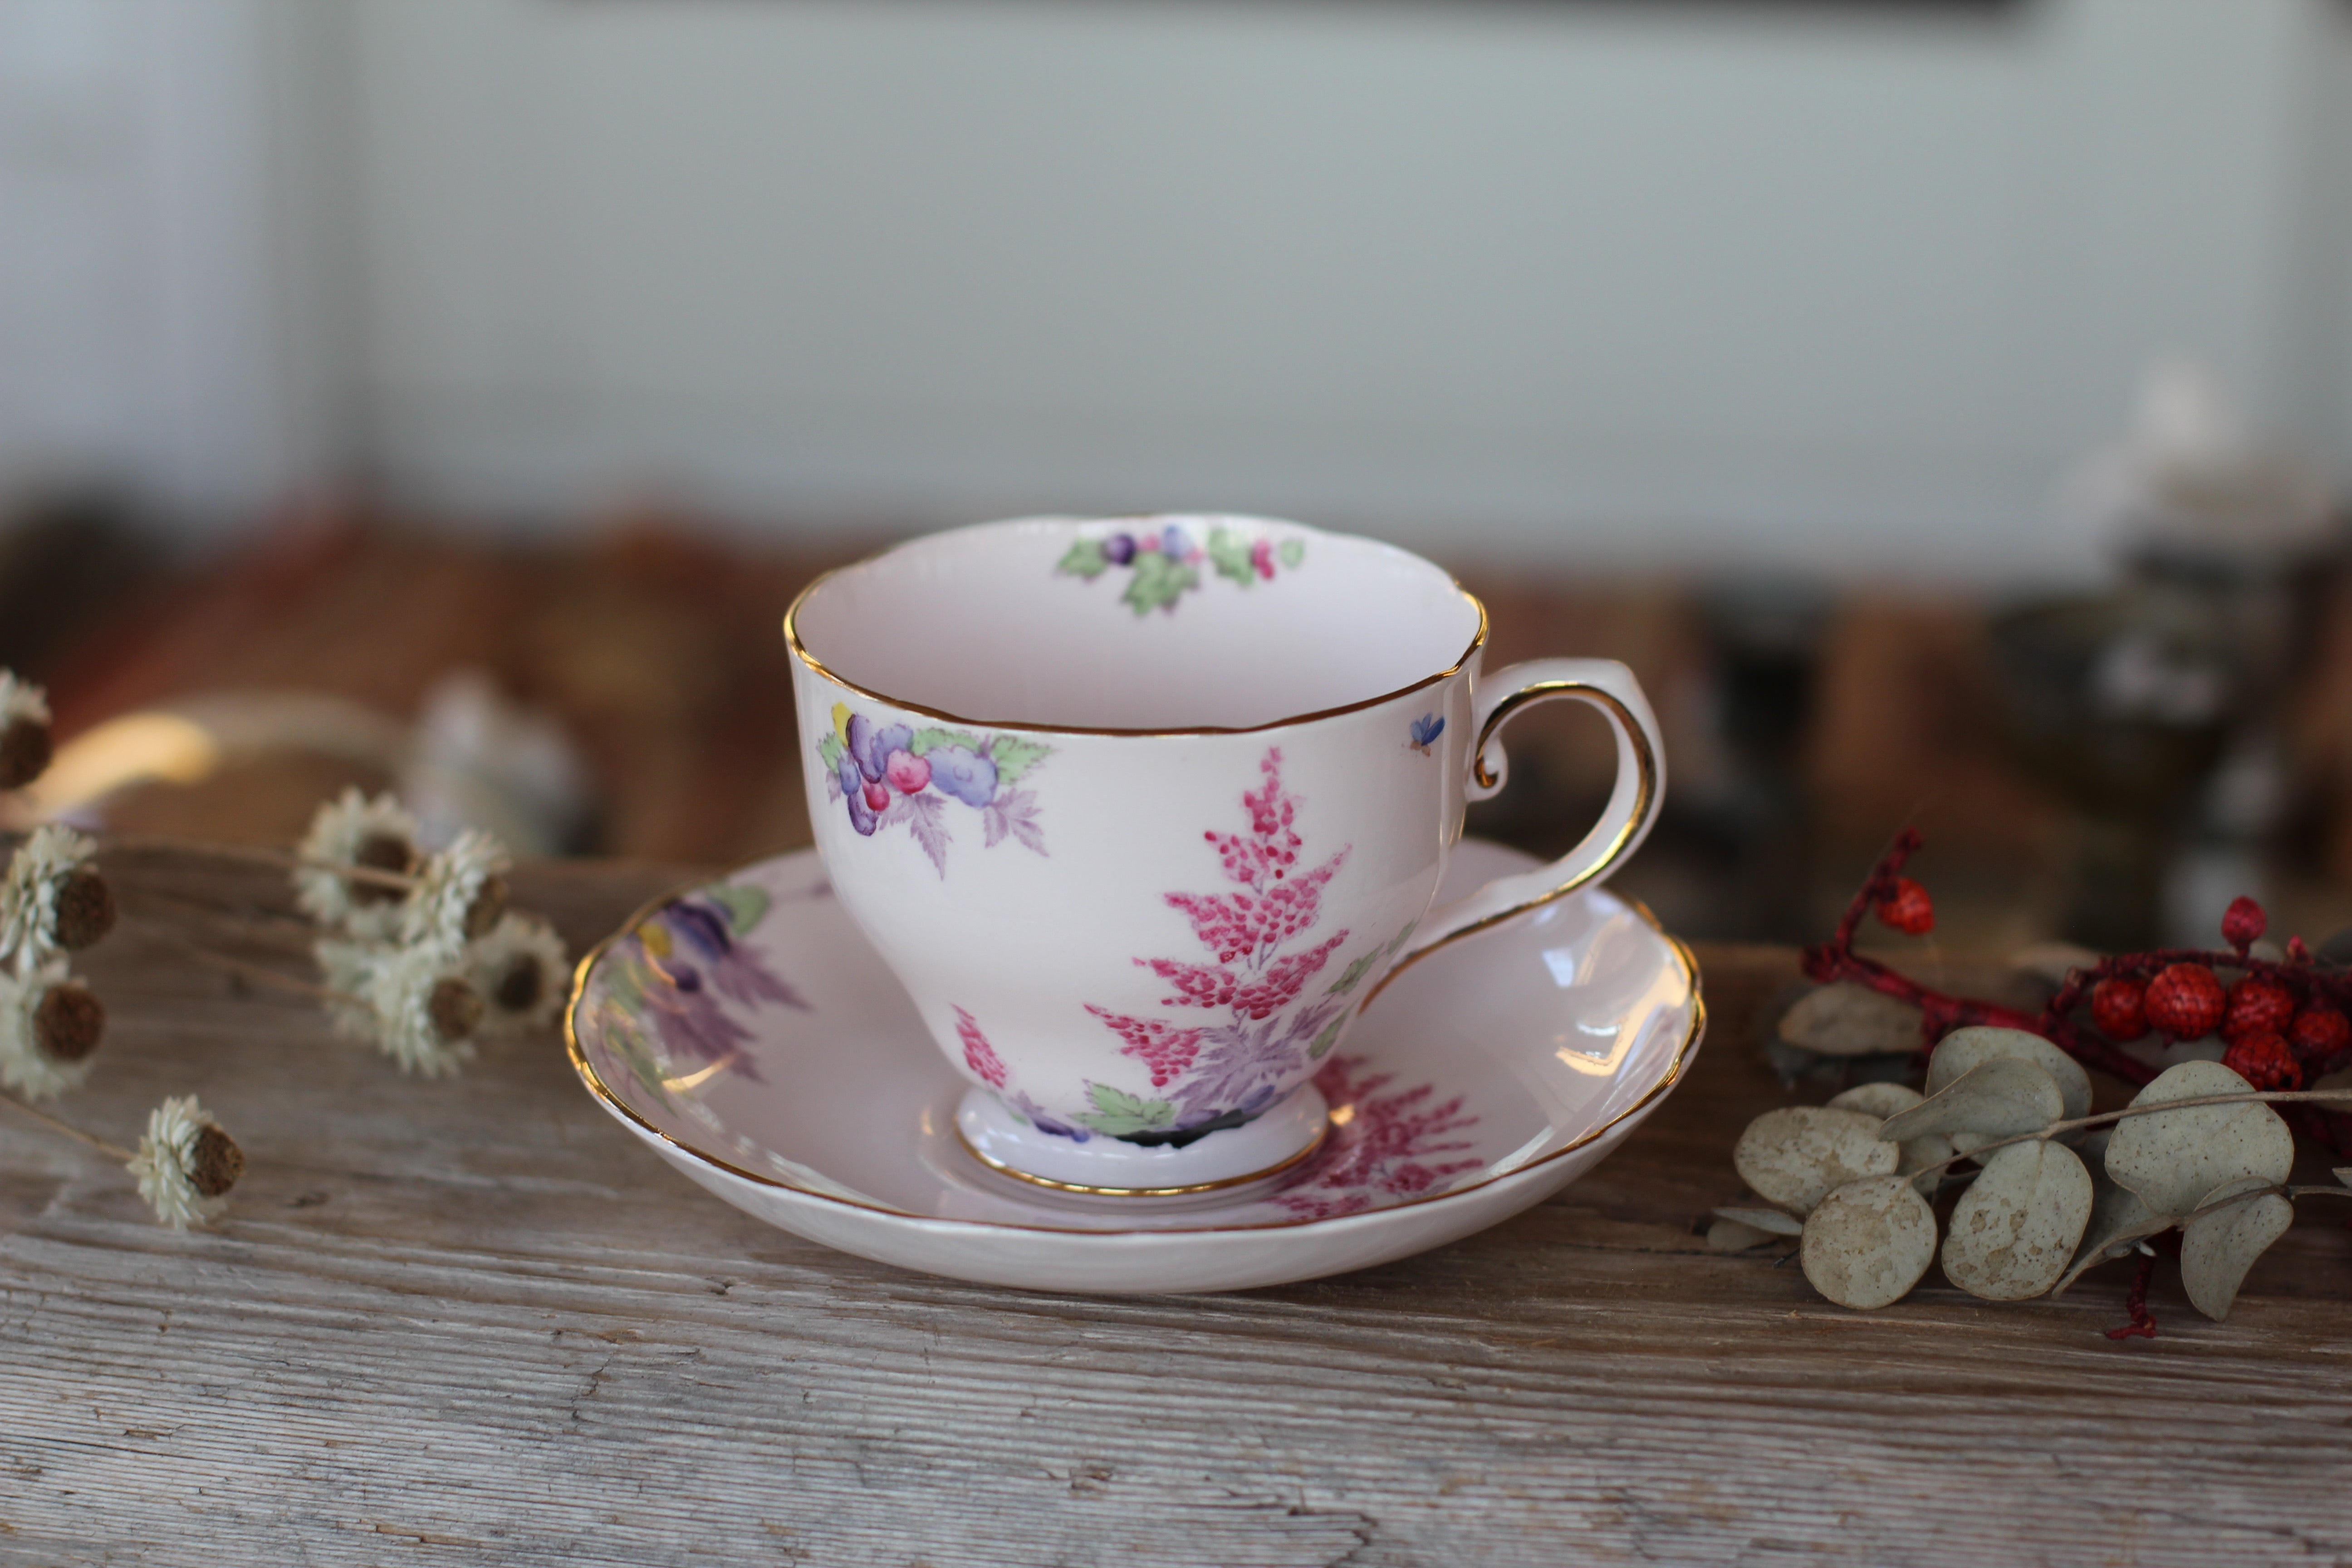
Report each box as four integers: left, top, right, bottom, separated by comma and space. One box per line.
838, 752, 878, 835
635, 896, 808, 1079
925, 744, 998, 808
848, 715, 912, 783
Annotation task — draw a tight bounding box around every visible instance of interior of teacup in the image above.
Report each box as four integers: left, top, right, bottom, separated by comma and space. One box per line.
789, 515, 1484, 730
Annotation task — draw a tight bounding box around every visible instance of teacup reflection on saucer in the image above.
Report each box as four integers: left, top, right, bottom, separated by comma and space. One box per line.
565, 839, 1702, 1294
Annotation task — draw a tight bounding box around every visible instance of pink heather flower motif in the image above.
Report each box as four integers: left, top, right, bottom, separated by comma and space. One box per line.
1079, 746, 1354, 1136
1270, 1055, 1482, 1221
955, 1005, 1007, 1088
1086, 1006, 1204, 1088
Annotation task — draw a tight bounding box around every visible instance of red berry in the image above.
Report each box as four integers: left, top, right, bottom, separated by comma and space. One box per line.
2143, 962, 2226, 1039
2290, 1005, 2352, 1063
1876, 877, 1935, 936
862, 777, 890, 812
2221, 976, 2296, 1044
2091, 977, 2150, 1041
2220, 896, 2267, 951
2222, 1030, 2301, 1091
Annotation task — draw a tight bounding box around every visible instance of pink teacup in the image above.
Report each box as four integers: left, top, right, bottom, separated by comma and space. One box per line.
785, 514, 1663, 1194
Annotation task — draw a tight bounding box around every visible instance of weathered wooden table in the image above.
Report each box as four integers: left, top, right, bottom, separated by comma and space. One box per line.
6, 849, 2349, 1565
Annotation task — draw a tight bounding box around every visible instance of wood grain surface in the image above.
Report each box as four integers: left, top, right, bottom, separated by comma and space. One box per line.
4, 849, 2349, 1567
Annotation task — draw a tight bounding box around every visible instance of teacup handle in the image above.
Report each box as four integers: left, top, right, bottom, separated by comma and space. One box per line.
1371, 658, 1665, 1004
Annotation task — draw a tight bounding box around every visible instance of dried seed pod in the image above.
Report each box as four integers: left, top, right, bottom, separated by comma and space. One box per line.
51, 868, 115, 951
1778, 984, 1921, 1058
1733, 1106, 1898, 1216
2180, 1177, 2291, 1322
31, 981, 103, 1063
187, 1123, 245, 1199
0, 714, 53, 790
2104, 1060, 2293, 1219
1801, 1175, 1938, 1310
427, 977, 486, 1043
1941, 1141, 2093, 1301
349, 830, 416, 906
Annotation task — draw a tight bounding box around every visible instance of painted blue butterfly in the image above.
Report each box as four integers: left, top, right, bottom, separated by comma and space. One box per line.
1407, 713, 1445, 755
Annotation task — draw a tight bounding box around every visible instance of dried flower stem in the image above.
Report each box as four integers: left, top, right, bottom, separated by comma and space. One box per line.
119, 916, 361, 1007
1909, 1087, 2352, 1185
0, 1086, 133, 1161
98, 834, 419, 892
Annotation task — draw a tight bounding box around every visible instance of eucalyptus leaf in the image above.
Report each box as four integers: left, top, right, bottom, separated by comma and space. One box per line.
1779, 985, 1922, 1058
1707, 1217, 1784, 1252
1926, 1027, 2093, 1123
2104, 1060, 2293, 1220
1800, 1175, 1939, 1310
2051, 1168, 2170, 1295
1940, 1141, 2094, 1301
1828, 1083, 1953, 1180
1879, 1058, 2065, 1151
1711, 1205, 1804, 1237
1733, 1107, 1900, 1216
2180, 1176, 2293, 1322
1827, 1083, 1922, 1119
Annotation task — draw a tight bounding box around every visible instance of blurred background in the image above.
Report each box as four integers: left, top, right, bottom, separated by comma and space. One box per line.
5, 0, 2352, 953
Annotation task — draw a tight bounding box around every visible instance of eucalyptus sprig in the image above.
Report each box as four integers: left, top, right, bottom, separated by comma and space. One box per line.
1722, 1032, 2350, 1327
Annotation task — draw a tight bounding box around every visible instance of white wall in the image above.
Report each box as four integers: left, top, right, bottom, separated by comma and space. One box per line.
4, 0, 2350, 580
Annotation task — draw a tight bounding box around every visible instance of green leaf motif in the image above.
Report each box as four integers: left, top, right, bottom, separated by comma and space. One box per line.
1328, 918, 1420, 995
1276, 538, 1305, 569
1122, 551, 1199, 617
1073, 1082, 1176, 1137
987, 734, 1053, 784
908, 726, 985, 758
1206, 528, 1258, 587
1308, 1017, 1345, 1060
1328, 951, 1380, 998
816, 731, 844, 773
703, 881, 773, 938
1057, 538, 1109, 580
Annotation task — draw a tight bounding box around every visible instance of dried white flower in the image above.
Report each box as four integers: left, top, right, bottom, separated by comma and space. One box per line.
398, 828, 510, 958
0, 824, 110, 976
294, 788, 419, 939
467, 911, 568, 1034
315, 936, 482, 1077
0, 959, 99, 1101
0, 671, 51, 730
127, 1094, 242, 1229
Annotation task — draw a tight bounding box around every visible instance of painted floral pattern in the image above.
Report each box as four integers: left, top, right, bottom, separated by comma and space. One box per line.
818, 702, 1050, 876
1056, 523, 1305, 617
1407, 713, 1444, 755
587, 879, 808, 1104
1268, 1054, 1483, 1220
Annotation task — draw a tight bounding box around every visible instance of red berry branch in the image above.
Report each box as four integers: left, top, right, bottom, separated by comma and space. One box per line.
1801, 830, 2352, 1157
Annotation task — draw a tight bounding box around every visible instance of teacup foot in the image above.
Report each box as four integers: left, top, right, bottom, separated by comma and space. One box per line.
955, 1084, 1330, 1196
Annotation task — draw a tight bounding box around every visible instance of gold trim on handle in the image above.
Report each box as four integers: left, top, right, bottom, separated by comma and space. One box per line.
1360, 681, 1659, 1009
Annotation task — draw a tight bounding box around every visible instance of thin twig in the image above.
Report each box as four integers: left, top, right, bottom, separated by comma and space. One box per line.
119, 915, 358, 1008
0, 1088, 134, 1161
99, 834, 417, 892
1908, 1088, 2352, 1185
116, 885, 315, 945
